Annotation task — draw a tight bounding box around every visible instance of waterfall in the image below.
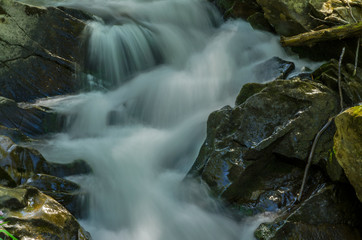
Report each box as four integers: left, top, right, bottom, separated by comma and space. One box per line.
27, 0, 319, 239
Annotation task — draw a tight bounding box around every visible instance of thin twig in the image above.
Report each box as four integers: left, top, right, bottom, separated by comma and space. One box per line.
343, 0, 360, 76
297, 117, 334, 201
338, 47, 346, 111
354, 38, 360, 76
345, 0, 357, 23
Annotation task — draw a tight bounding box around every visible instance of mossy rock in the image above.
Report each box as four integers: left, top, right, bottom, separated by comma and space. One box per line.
334, 106, 362, 202
25, 174, 89, 218
0, 185, 92, 239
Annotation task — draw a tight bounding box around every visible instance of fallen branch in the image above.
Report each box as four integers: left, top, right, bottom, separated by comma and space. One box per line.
280, 21, 362, 47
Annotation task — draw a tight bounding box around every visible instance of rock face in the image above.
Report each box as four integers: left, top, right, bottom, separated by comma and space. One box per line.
0, 96, 63, 138
0, 185, 91, 239
0, 0, 87, 102
334, 106, 362, 202
189, 78, 339, 196
255, 184, 362, 240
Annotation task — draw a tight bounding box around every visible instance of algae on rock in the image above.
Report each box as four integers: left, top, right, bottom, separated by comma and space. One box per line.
334, 106, 362, 202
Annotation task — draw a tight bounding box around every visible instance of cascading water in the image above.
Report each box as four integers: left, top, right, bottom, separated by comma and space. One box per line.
25, 0, 320, 239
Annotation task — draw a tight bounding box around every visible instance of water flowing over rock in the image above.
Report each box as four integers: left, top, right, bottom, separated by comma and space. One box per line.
0, 185, 92, 239
0, 0, 87, 102
334, 106, 362, 202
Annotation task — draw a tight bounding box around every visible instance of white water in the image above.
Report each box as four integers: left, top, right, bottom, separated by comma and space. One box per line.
26, 0, 320, 239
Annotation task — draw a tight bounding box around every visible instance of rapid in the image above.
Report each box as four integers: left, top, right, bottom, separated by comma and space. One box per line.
24, 0, 318, 239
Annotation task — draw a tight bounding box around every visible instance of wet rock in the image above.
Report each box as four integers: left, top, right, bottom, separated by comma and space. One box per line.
255, 184, 362, 240
0, 96, 63, 137
189, 78, 339, 195
0, 185, 92, 239
0, 0, 86, 102
221, 157, 325, 215
0, 136, 93, 184
334, 106, 362, 202
212, 0, 261, 20
247, 12, 274, 32
0, 124, 30, 143
253, 57, 295, 82
0, 166, 17, 187
25, 174, 89, 218
313, 59, 362, 107
45, 159, 93, 178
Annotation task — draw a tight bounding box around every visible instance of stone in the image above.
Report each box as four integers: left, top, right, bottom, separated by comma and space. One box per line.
252, 57, 295, 82
0, 185, 92, 239
189, 78, 339, 196
25, 174, 89, 218
313, 60, 362, 108
0, 136, 93, 185
0, 0, 86, 102
222, 157, 325, 215
0, 96, 63, 137
334, 106, 362, 202
255, 184, 362, 240
212, 0, 261, 20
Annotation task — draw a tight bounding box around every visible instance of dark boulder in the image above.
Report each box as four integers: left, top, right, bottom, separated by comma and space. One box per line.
0, 0, 87, 102
252, 57, 295, 82
189, 78, 339, 196
255, 184, 362, 240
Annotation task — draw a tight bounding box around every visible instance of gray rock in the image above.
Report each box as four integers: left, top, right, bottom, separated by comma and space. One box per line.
0, 0, 86, 102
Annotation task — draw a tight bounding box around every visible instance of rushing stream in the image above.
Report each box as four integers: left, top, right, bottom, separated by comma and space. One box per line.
23, 0, 319, 239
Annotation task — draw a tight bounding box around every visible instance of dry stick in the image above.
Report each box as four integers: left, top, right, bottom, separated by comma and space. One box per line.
297, 118, 334, 202
297, 47, 346, 202
344, 0, 360, 76
339, 47, 346, 111
353, 38, 360, 76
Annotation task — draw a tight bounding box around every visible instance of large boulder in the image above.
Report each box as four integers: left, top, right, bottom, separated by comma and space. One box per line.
0, 185, 91, 239
0, 0, 87, 102
255, 184, 362, 240
189, 78, 339, 196
334, 106, 362, 202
